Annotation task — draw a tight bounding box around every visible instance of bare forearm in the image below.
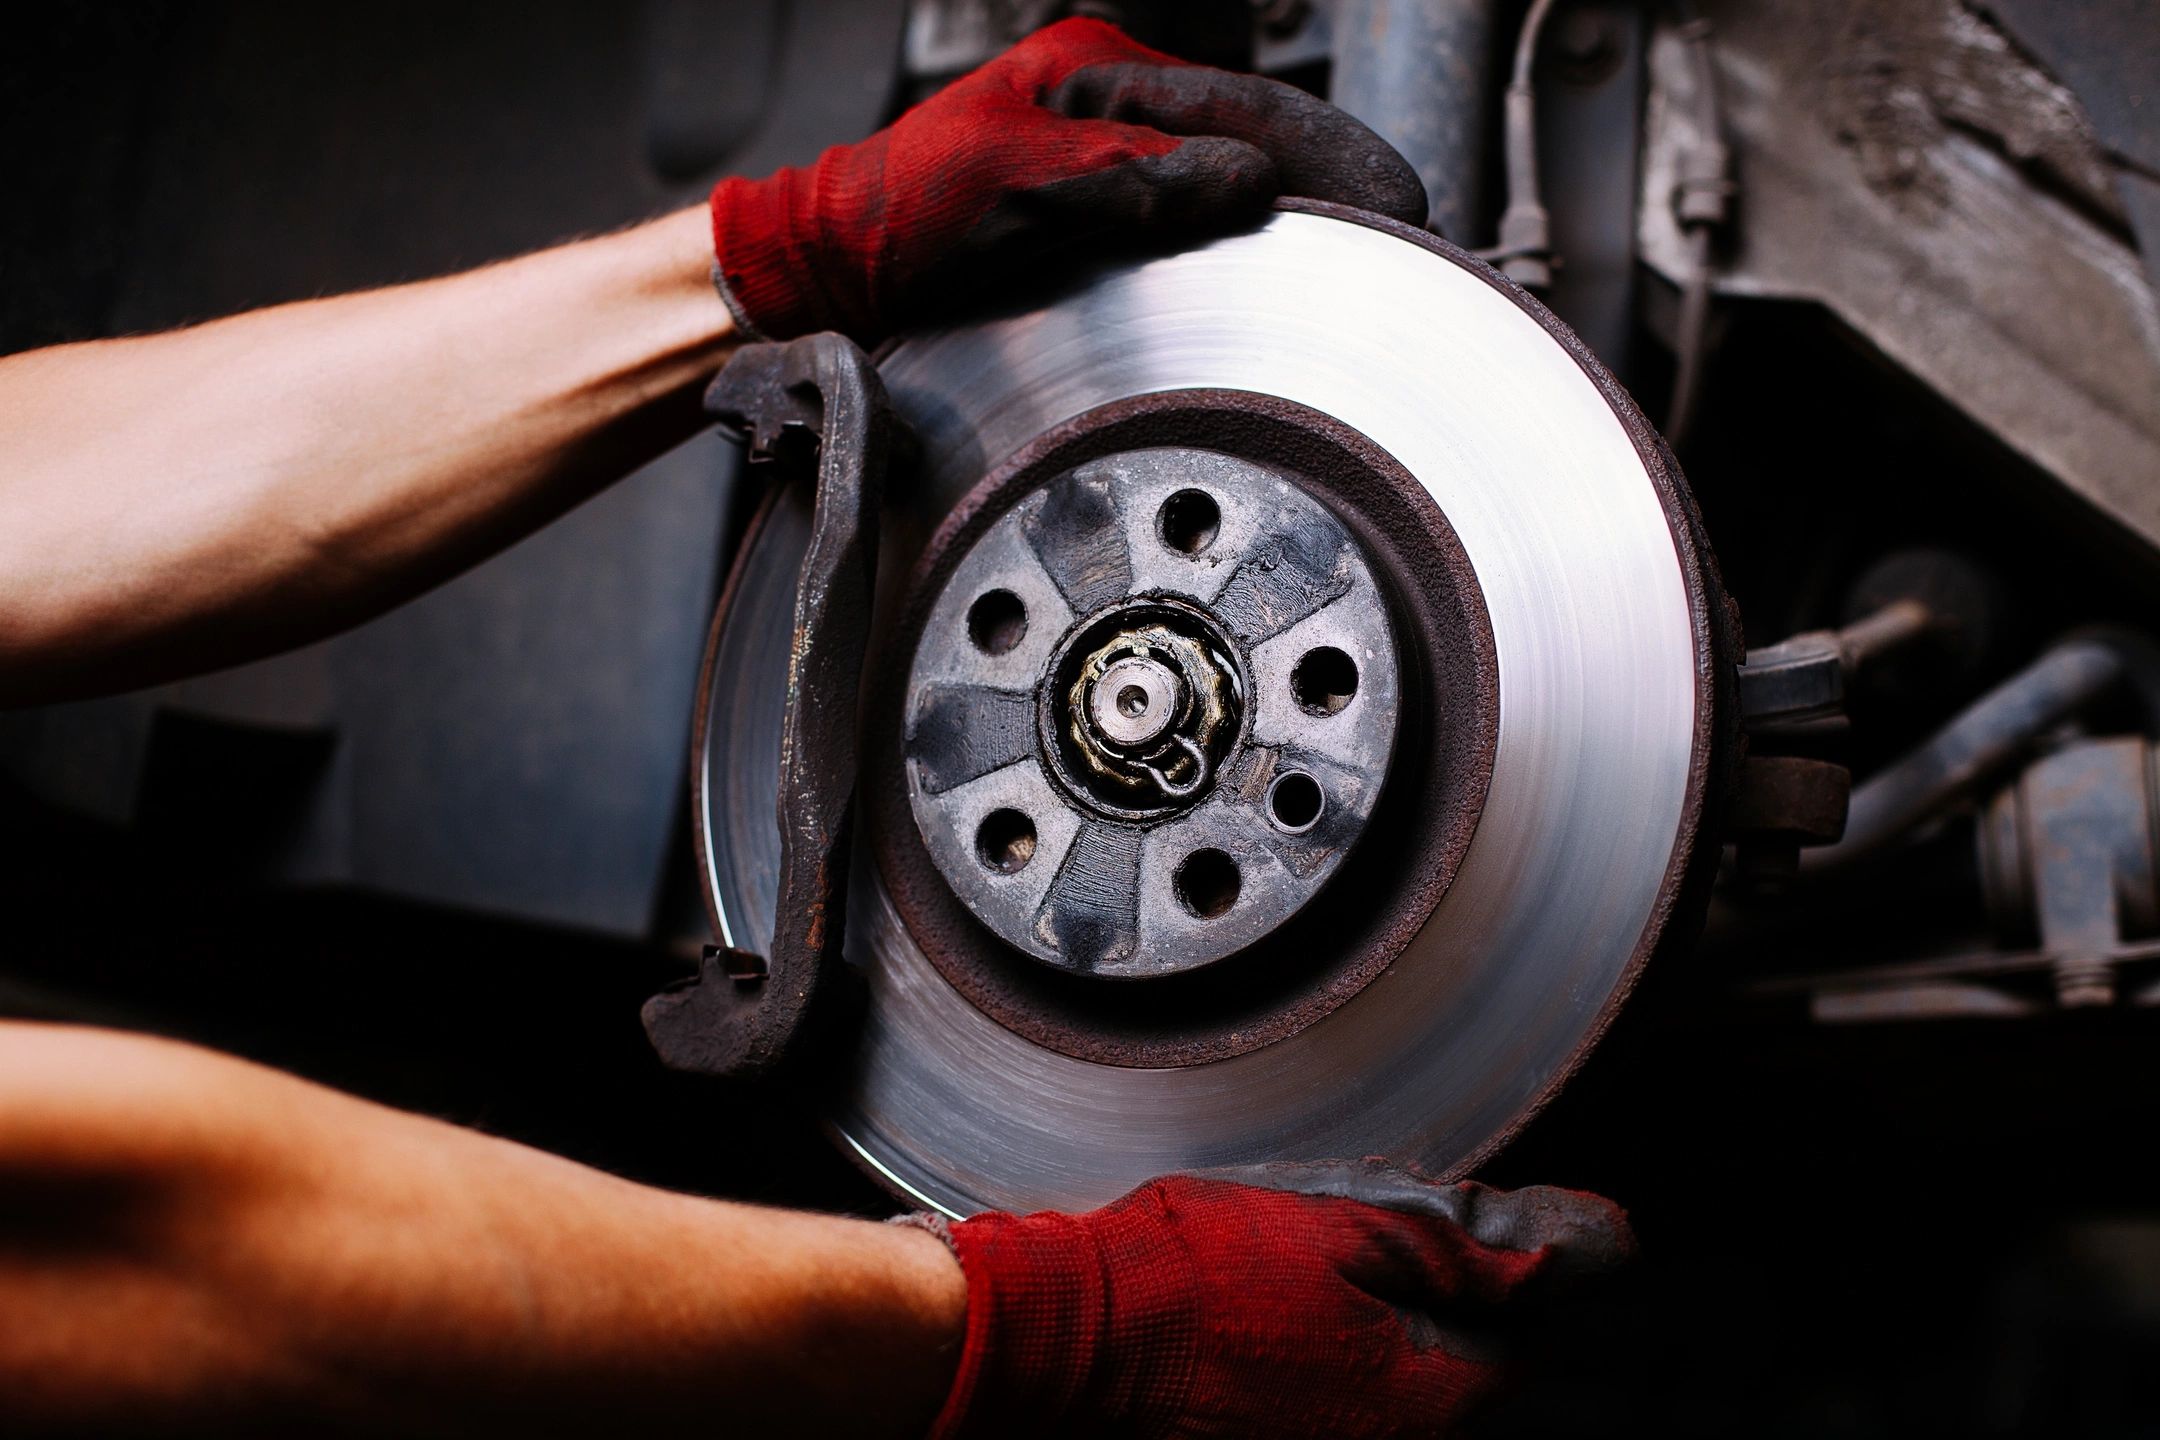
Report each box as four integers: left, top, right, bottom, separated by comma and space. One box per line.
0, 1024, 962, 1437
0, 206, 737, 705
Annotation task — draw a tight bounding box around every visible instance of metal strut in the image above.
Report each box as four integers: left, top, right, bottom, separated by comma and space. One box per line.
643, 333, 902, 1080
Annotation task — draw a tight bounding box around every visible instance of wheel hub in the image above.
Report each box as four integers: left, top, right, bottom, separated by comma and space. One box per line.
901, 447, 1402, 980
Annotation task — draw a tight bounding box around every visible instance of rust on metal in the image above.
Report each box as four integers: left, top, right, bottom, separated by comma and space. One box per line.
860, 384, 1502, 1067
644, 333, 901, 1080
1728, 754, 1851, 844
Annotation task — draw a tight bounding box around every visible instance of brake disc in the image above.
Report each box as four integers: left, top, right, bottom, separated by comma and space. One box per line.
694, 203, 1729, 1217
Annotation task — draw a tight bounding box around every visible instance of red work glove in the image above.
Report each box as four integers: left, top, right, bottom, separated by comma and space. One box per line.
907, 1160, 1636, 1439
710, 18, 1427, 346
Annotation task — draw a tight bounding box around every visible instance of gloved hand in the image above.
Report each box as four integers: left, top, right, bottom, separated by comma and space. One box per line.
908, 1159, 1635, 1439
709, 18, 1427, 345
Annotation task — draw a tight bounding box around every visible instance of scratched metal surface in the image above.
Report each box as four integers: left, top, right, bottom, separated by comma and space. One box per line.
705, 209, 1706, 1214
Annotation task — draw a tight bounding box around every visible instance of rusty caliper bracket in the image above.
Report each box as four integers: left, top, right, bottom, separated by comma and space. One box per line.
642, 334, 902, 1079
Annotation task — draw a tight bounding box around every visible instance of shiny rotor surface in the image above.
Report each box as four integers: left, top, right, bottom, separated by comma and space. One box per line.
702, 209, 1707, 1216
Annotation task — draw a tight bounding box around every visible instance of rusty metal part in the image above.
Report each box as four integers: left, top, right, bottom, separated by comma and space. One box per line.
866, 389, 1483, 1059
1043, 601, 1245, 819
1729, 755, 1849, 845
644, 334, 898, 1080
1731, 558, 2016, 881
1641, 0, 2160, 566
695, 204, 1733, 1215
1804, 638, 2126, 876
1842, 549, 2007, 706
1728, 593, 1960, 878
1758, 735, 2160, 1020
1725, 742, 1850, 890
1739, 598, 1946, 730
1751, 938, 2160, 1021
1981, 737, 2160, 1008
899, 446, 1402, 980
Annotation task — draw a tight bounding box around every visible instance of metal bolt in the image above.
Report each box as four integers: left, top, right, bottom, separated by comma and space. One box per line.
2054, 955, 2117, 1008
1089, 656, 1181, 748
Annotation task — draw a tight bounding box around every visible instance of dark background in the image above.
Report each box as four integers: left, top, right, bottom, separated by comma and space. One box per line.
5, 4, 2160, 1435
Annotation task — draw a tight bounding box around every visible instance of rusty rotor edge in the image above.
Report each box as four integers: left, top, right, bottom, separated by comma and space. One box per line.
684, 199, 1738, 1197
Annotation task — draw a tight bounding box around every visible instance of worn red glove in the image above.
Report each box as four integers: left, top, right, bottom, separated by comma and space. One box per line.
911, 1160, 1635, 1439
710, 18, 1426, 345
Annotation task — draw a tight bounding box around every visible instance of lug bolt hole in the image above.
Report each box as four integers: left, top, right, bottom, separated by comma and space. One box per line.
1157, 489, 1222, 556
974, 808, 1037, 874
1291, 646, 1358, 715
1266, 771, 1325, 833
1173, 847, 1240, 919
967, 589, 1027, 656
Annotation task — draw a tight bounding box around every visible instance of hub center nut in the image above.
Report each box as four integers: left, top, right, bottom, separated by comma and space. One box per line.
1048, 603, 1244, 819
1090, 656, 1180, 748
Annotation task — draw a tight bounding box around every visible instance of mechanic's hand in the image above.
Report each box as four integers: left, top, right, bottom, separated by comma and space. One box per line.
910, 1159, 1635, 1439
709, 17, 1427, 345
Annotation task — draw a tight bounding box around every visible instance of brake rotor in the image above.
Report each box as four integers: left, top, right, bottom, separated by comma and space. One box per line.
695, 202, 1728, 1217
